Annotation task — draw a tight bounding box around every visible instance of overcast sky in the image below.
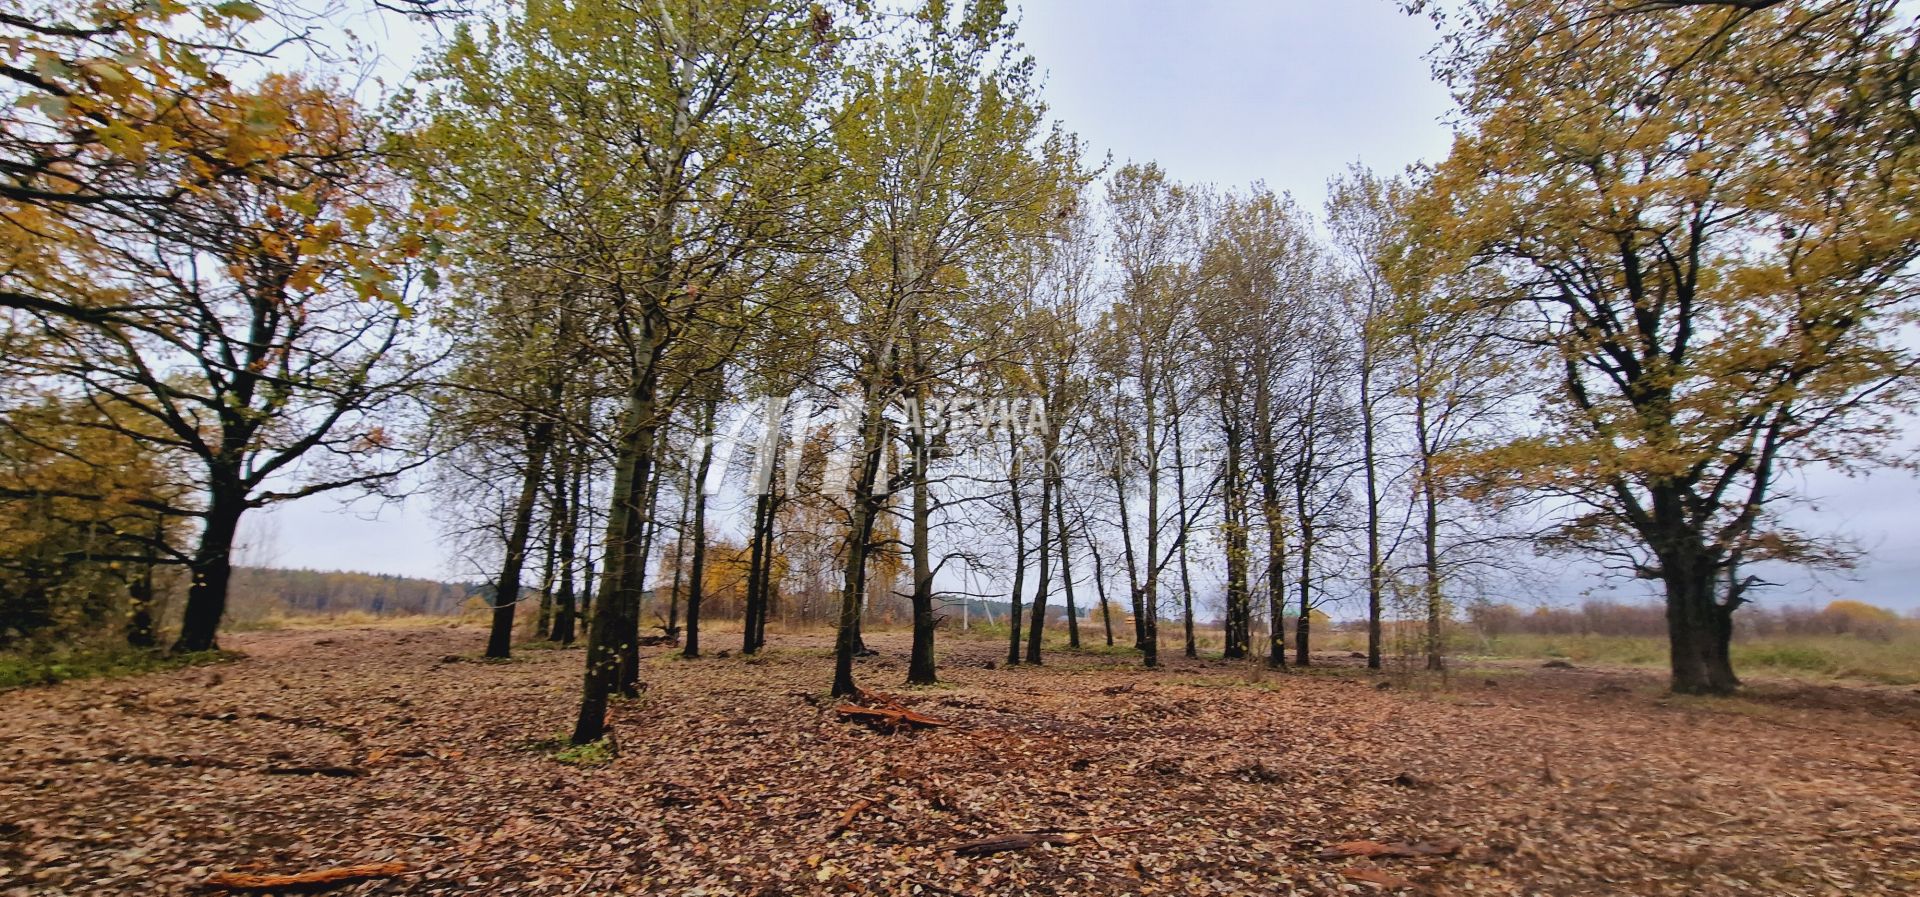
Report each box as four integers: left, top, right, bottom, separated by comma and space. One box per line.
258, 1, 1920, 613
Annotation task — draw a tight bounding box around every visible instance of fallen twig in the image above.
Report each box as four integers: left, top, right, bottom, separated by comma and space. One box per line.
204, 862, 408, 891
834, 703, 950, 731
826, 796, 878, 839
262, 764, 367, 778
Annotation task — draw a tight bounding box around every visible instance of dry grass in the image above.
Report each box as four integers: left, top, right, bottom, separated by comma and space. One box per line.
1452, 631, 1920, 686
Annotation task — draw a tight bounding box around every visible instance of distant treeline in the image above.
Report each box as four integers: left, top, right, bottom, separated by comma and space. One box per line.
1464, 599, 1913, 642
227, 567, 482, 622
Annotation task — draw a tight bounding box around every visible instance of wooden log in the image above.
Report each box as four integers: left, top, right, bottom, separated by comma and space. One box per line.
946, 832, 1084, 856
204, 862, 408, 891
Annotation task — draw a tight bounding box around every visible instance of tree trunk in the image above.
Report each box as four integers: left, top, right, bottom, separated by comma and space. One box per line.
489, 412, 554, 659
667, 456, 693, 638
534, 496, 558, 641
1005, 438, 1026, 667
1087, 523, 1116, 647
743, 489, 772, 654
1664, 552, 1739, 694
1254, 459, 1286, 669
1140, 404, 1161, 670
1170, 411, 1196, 659
1367, 366, 1382, 676
1359, 359, 1383, 671
551, 440, 582, 645
1054, 479, 1080, 650
571, 349, 659, 745
755, 493, 781, 652
683, 393, 719, 659
1024, 458, 1052, 665
1292, 445, 1317, 668
1416, 384, 1444, 672
1295, 517, 1313, 667
908, 431, 937, 684
1111, 462, 1144, 651
622, 433, 666, 693
831, 396, 888, 698
1423, 481, 1444, 672
172, 482, 245, 653
126, 513, 162, 648
1220, 405, 1250, 660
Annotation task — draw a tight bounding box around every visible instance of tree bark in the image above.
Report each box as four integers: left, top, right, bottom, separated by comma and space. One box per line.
1024, 453, 1052, 665
534, 492, 559, 641
172, 480, 245, 653
683, 392, 719, 659
622, 432, 667, 692
550, 438, 582, 645
1359, 356, 1383, 670
1086, 521, 1116, 647
126, 513, 162, 649
571, 334, 660, 744
1005, 435, 1026, 667
1416, 381, 1444, 672
489, 410, 555, 659
831, 394, 888, 698
1111, 460, 1143, 651
1054, 477, 1080, 650
1661, 537, 1740, 694
667, 454, 693, 638
908, 429, 937, 684
743, 489, 773, 654
1219, 388, 1250, 660
1170, 404, 1196, 659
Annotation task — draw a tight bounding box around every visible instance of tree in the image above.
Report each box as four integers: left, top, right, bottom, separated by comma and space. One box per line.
821, 0, 1075, 696
6, 75, 440, 653
1326, 165, 1399, 670
1099, 163, 1201, 668
410, 0, 845, 741
1409, 0, 1920, 693
0, 396, 187, 647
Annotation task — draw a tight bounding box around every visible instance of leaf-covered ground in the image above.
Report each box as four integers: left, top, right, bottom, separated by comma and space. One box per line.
2, 624, 1917, 895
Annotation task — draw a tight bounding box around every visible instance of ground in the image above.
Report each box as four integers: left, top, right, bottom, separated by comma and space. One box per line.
2, 624, 1917, 896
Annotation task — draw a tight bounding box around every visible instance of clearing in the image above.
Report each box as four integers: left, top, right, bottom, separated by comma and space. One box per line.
2, 626, 1917, 895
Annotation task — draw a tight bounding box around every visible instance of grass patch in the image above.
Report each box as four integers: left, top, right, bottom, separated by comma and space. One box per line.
1069, 642, 1140, 657
516, 639, 581, 651
229, 611, 462, 632
1460, 632, 1920, 685
518, 732, 617, 767
0, 645, 238, 691
554, 738, 616, 767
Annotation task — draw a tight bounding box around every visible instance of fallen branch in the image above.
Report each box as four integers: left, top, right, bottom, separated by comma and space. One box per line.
262, 764, 367, 778
204, 862, 408, 891
834, 703, 949, 731
1317, 839, 1462, 861
825, 797, 878, 839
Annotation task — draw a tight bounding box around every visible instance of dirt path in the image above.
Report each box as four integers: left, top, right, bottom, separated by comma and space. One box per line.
2, 625, 1916, 895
